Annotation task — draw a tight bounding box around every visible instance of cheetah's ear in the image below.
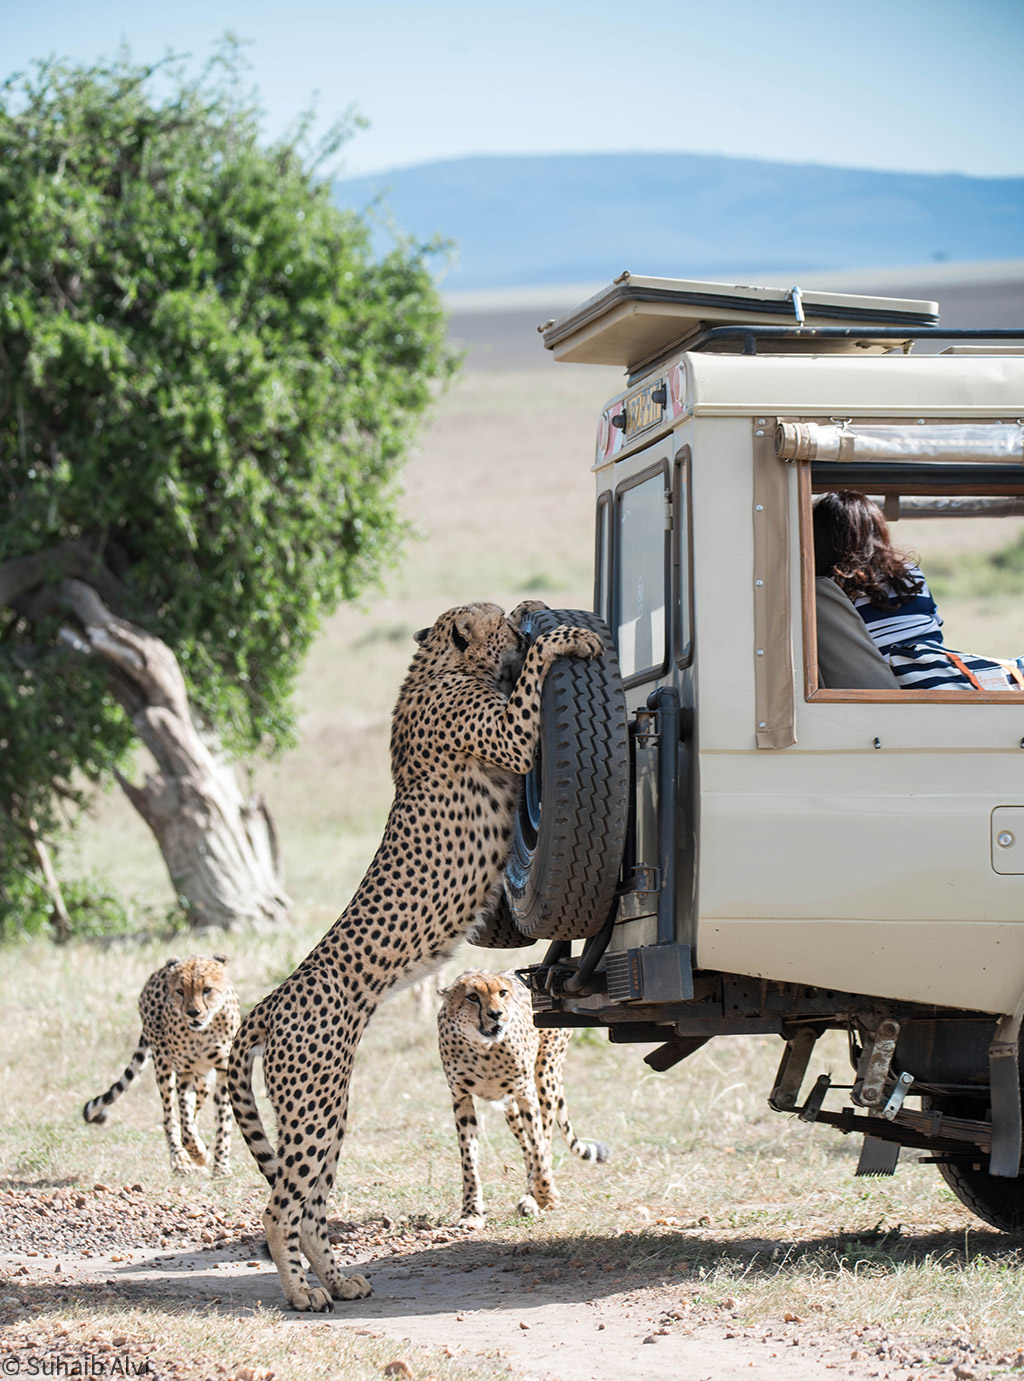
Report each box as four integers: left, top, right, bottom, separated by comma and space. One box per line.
451, 611, 473, 653
213, 953, 228, 965
413, 627, 430, 646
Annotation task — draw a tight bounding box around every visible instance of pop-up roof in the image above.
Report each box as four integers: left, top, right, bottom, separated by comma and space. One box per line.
540, 273, 940, 371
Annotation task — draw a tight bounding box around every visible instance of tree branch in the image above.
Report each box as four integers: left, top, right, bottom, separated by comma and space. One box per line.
57, 579, 191, 725
0, 540, 124, 613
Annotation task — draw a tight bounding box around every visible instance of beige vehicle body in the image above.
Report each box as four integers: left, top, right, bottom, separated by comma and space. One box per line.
477, 275, 1024, 1225
597, 347, 1024, 1017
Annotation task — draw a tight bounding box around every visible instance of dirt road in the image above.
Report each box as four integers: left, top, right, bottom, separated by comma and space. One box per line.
0, 1187, 1004, 1380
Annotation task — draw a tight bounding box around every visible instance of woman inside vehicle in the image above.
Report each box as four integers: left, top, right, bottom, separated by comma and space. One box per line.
813, 489, 1024, 691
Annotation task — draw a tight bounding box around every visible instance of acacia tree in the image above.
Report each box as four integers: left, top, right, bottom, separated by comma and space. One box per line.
0, 50, 455, 934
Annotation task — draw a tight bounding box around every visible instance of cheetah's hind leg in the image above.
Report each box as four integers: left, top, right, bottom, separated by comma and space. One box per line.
511, 1083, 559, 1217
264, 1167, 335, 1313
298, 1126, 372, 1302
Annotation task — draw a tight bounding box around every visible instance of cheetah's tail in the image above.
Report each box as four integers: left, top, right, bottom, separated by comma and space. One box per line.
83, 1040, 150, 1125
227, 1010, 278, 1184
555, 1091, 612, 1165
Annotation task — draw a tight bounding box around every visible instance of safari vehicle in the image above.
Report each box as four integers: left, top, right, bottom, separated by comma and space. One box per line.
473, 273, 1024, 1229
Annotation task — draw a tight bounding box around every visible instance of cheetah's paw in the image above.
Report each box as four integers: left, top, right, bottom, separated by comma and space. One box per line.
564, 629, 604, 659
509, 600, 549, 628
333, 1273, 372, 1301
289, 1285, 335, 1313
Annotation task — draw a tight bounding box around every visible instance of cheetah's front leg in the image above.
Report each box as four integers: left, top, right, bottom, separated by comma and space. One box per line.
178, 1076, 209, 1167
450, 1087, 486, 1229
459, 626, 604, 775
211, 1069, 233, 1178
154, 1057, 193, 1176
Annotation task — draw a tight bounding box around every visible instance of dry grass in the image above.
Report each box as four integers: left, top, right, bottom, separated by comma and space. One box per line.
0, 1301, 508, 1381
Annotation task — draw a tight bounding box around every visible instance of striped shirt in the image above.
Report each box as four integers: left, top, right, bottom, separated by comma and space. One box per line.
849, 567, 944, 653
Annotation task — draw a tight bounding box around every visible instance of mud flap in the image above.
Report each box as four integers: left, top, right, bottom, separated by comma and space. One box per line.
856, 1135, 900, 1177
988, 1011, 1023, 1178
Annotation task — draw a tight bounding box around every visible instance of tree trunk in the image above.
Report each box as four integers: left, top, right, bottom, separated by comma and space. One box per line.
59, 580, 290, 931
28, 825, 72, 944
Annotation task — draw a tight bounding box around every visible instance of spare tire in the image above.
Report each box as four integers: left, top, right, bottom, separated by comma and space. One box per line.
502, 608, 629, 941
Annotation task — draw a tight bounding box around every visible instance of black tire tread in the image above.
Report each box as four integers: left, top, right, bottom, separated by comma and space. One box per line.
936, 1159, 1024, 1232
924, 1094, 1024, 1232
504, 608, 629, 942
466, 893, 535, 950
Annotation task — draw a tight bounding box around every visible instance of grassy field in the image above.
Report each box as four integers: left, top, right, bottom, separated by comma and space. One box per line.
7, 359, 1024, 1375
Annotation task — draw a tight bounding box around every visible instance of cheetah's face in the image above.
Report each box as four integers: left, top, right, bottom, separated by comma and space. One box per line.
413, 603, 526, 690
444, 971, 516, 1043
168, 955, 231, 1031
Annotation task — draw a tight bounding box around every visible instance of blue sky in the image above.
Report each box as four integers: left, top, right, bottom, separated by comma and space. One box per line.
4, 0, 1023, 180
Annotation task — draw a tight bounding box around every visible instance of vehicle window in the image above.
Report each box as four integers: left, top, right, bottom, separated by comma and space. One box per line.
615, 470, 668, 681
805, 477, 1024, 700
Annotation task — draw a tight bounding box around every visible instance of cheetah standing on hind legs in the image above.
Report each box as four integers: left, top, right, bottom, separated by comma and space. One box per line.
229, 600, 603, 1313
83, 954, 239, 1177
438, 969, 610, 1229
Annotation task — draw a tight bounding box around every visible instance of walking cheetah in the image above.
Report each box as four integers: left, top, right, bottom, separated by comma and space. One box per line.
83, 954, 240, 1177
228, 600, 603, 1312
438, 969, 610, 1228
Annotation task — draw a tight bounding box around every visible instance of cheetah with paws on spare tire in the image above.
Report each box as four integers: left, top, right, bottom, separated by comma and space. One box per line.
83, 954, 239, 1177
229, 600, 603, 1312
438, 969, 609, 1228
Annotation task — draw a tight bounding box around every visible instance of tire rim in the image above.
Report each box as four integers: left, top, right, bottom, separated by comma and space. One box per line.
521, 749, 542, 850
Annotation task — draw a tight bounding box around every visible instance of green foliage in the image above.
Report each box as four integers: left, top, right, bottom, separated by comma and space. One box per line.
0, 45, 457, 910
925, 530, 1024, 604
0, 865, 142, 941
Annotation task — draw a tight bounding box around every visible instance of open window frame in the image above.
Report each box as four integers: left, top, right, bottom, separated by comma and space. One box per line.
795, 416, 1024, 705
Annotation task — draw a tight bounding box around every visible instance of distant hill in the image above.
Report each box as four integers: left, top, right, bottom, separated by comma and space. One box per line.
333, 152, 1024, 291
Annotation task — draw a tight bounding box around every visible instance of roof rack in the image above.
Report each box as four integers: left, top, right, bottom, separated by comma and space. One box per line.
688, 324, 1024, 354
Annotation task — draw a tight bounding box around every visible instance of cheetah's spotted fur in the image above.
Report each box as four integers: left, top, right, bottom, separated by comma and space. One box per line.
228, 600, 602, 1312
438, 969, 610, 1228
83, 954, 240, 1177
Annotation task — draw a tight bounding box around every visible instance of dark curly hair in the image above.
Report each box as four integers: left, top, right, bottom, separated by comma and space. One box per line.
812, 491, 922, 609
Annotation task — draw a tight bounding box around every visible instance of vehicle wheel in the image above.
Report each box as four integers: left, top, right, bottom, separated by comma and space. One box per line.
503, 608, 629, 941
925, 1094, 1024, 1231
935, 1158, 1024, 1232
466, 893, 537, 950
